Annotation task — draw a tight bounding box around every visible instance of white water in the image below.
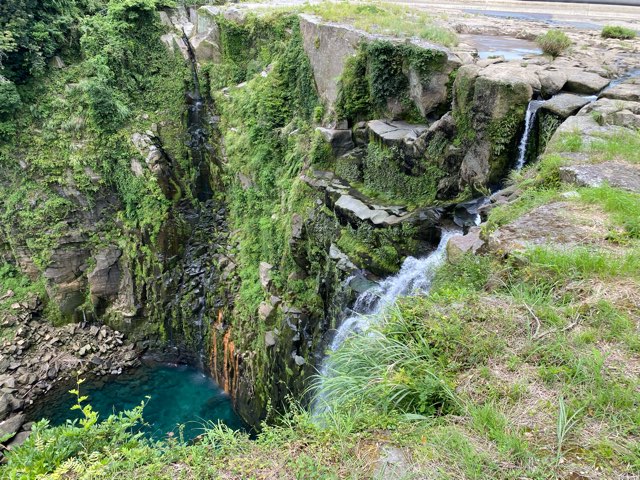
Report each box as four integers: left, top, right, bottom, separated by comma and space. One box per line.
515, 99, 545, 170
322, 229, 459, 369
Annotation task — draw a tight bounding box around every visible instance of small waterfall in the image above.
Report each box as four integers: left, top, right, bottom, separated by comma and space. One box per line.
182, 29, 214, 201
319, 229, 459, 373
515, 99, 545, 170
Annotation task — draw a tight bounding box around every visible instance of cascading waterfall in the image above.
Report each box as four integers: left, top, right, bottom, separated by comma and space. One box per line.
314, 229, 460, 412
515, 99, 545, 170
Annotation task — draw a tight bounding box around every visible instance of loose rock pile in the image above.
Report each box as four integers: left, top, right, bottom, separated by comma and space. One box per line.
0, 293, 141, 457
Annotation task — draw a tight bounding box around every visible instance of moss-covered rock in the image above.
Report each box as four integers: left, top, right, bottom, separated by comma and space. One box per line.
452, 64, 533, 189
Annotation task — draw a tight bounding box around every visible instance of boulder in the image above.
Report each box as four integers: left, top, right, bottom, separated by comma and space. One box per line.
600, 79, 640, 102
540, 93, 592, 119
479, 62, 542, 92
160, 33, 189, 60
265, 331, 277, 347
408, 61, 460, 117
258, 262, 273, 290
0, 413, 25, 439
87, 247, 122, 299
6, 430, 30, 449
48, 56, 65, 69
316, 127, 354, 157
536, 68, 567, 97
298, 14, 458, 115
329, 244, 358, 272
453, 197, 489, 227
0, 394, 11, 421
366, 120, 428, 149
565, 71, 610, 94
258, 302, 275, 321
191, 6, 222, 62
334, 195, 400, 226
559, 162, 640, 193
447, 227, 484, 263
453, 63, 533, 187
549, 98, 639, 147
299, 14, 362, 108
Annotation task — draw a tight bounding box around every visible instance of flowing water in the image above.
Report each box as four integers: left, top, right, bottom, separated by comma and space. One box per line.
322, 229, 459, 370
515, 99, 545, 170
26, 364, 245, 441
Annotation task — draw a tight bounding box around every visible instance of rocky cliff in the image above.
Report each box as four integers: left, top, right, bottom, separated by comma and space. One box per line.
1, 0, 638, 432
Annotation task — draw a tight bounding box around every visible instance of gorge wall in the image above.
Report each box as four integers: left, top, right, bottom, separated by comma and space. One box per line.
1, 0, 635, 428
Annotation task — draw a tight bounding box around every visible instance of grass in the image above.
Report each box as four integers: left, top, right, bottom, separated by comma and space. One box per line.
601, 25, 637, 40
0, 262, 46, 312
313, 306, 458, 416
555, 397, 584, 464
536, 30, 572, 58
579, 185, 640, 239
548, 129, 640, 164
300, 2, 458, 47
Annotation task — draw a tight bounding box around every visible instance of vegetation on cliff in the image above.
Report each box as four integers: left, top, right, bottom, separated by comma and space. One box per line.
5, 128, 639, 478
2, 1, 639, 478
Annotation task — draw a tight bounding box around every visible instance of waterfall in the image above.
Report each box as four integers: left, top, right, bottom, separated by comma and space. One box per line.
320, 229, 459, 371
182, 29, 214, 201
312, 229, 459, 414
515, 99, 545, 170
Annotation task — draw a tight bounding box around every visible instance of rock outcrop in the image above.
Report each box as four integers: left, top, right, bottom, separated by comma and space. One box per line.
298, 14, 461, 117
451, 62, 534, 187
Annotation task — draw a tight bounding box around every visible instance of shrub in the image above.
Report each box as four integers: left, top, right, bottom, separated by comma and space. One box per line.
0, 77, 21, 115
536, 30, 572, 58
601, 25, 637, 40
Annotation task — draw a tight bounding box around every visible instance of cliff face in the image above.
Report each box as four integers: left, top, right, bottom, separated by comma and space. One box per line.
1, 1, 635, 427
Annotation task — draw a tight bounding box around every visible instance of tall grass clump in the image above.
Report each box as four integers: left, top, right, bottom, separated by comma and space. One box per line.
601, 25, 636, 40
555, 396, 584, 464
313, 307, 457, 416
536, 30, 572, 58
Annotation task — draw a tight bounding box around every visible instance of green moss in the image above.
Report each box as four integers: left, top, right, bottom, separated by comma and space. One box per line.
335, 49, 371, 121
335, 150, 363, 183
361, 141, 444, 207
452, 70, 477, 146
213, 15, 330, 415
336, 227, 400, 275
336, 40, 451, 122
366, 41, 409, 107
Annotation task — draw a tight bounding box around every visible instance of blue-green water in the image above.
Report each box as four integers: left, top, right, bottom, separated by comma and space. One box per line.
26, 363, 245, 441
